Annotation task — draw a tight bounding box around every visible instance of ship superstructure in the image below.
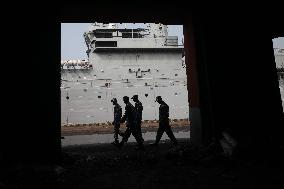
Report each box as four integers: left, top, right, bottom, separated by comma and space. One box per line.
83, 23, 184, 80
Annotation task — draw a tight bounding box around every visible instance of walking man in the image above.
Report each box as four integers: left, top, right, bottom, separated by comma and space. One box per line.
116, 96, 144, 150
151, 96, 178, 146
111, 98, 122, 145
131, 95, 144, 142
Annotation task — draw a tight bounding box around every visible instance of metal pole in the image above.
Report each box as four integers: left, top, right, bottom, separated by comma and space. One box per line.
66, 91, 69, 125
153, 75, 157, 120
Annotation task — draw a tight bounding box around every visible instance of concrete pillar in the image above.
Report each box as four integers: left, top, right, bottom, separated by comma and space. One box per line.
183, 20, 202, 147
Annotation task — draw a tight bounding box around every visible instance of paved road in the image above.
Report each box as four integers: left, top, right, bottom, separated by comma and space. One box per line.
62, 131, 190, 146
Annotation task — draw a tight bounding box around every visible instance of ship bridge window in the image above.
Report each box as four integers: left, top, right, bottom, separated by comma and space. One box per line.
122, 32, 132, 38
122, 32, 141, 38
95, 41, 117, 47
133, 33, 139, 38
94, 32, 113, 38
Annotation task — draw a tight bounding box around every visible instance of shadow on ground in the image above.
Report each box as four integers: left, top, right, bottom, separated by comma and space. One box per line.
1, 139, 284, 189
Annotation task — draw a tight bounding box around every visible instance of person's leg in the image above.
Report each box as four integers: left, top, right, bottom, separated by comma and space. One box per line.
116, 123, 124, 137
137, 121, 144, 142
131, 127, 144, 148
153, 124, 165, 145
165, 126, 178, 145
118, 130, 124, 137
113, 124, 119, 143
118, 127, 131, 148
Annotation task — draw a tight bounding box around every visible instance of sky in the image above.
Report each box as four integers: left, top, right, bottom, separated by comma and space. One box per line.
61, 23, 284, 60
273, 37, 284, 49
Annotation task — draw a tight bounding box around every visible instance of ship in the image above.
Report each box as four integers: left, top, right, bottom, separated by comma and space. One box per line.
60, 23, 187, 125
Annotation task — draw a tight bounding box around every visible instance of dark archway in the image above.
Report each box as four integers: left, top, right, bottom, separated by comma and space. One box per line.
2, 3, 284, 168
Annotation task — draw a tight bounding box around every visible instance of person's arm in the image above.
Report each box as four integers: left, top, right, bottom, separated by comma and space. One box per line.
121, 112, 126, 123
166, 104, 169, 118
118, 107, 122, 120
112, 106, 116, 125
121, 106, 130, 123
138, 102, 143, 112
138, 103, 143, 120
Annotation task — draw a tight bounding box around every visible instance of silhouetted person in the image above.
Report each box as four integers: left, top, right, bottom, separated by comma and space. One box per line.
116, 96, 144, 150
111, 98, 122, 144
151, 96, 178, 146
131, 95, 144, 142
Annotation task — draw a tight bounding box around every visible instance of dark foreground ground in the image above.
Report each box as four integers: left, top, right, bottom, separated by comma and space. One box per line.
1, 139, 284, 189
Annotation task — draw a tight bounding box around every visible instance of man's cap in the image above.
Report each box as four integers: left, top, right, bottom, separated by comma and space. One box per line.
156, 96, 162, 100
123, 96, 129, 100
131, 95, 138, 99
111, 98, 117, 102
